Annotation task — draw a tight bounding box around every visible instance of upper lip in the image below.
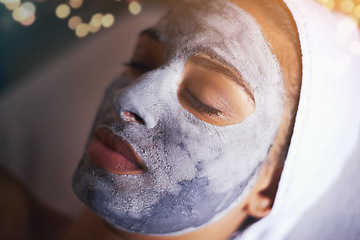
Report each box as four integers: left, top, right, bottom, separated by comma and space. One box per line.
95, 127, 147, 171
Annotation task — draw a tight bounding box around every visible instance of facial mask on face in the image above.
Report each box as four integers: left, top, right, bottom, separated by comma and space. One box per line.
73, 0, 284, 235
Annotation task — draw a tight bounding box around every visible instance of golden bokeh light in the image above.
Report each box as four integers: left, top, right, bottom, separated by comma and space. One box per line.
20, 13, 35, 26
320, 0, 336, 10
12, 7, 23, 21
354, 5, 360, 18
69, 0, 83, 9
129, 1, 141, 15
68, 15, 82, 30
5, 0, 21, 11
19, 2, 36, 18
102, 13, 115, 28
89, 22, 101, 33
89, 13, 103, 33
75, 23, 89, 38
11, 2, 36, 26
56, 4, 71, 19
340, 0, 355, 13
91, 13, 103, 27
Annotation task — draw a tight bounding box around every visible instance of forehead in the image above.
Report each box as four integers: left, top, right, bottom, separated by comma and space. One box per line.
146, 0, 277, 94
153, 1, 264, 46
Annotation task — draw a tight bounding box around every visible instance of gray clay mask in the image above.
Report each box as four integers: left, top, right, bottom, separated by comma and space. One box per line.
73, 0, 284, 236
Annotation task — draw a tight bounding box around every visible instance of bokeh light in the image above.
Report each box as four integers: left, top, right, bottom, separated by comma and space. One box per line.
354, 5, 360, 19
319, 0, 336, 10
315, 0, 360, 28
68, 16, 82, 30
89, 13, 103, 33
91, 13, 103, 27
11, 2, 36, 26
5, 0, 21, 11
20, 13, 35, 26
340, 0, 354, 13
75, 23, 89, 38
129, 1, 141, 15
102, 13, 115, 28
56, 4, 71, 19
12, 7, 22, 21
88, 23, 100, 33
19, 2, 36, 18
64, 11, 117, 38
69, 0, 83, 9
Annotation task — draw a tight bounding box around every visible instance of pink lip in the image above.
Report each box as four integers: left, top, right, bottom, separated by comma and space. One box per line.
88, 127, 146, 175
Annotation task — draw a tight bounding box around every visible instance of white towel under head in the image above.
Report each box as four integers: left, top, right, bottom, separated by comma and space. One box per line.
238, 0, 360, 239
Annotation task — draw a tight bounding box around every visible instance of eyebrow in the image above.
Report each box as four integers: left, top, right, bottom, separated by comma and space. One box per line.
189, 55, 255, 102
140, 28, 163, 43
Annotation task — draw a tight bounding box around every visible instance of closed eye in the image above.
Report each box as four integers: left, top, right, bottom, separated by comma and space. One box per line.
182, 89, 222, 117
177, 54, 255, 127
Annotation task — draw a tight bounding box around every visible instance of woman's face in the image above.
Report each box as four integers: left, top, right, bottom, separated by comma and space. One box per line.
73, 0, 284, 235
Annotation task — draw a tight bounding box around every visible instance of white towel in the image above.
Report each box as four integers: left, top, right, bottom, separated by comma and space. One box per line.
238, 0, 360, 239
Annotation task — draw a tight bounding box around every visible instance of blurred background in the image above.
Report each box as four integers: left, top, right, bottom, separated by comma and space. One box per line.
0, 0, 359, 218
0, 0, 180, 94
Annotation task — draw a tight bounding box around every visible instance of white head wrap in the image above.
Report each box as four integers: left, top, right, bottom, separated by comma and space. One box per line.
238, 0, 360, 239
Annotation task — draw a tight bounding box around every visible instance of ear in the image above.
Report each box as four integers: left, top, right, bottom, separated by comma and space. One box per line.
242, 154, 284, 218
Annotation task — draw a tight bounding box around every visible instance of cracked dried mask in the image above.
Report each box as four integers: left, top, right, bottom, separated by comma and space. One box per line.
73, 0, 284, 236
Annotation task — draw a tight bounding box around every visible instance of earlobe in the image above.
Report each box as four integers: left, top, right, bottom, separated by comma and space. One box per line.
244, 191, 273, 218
242, 155, 284, 218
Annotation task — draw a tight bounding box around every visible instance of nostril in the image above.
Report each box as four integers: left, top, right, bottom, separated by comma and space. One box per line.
121, 111, 145, 125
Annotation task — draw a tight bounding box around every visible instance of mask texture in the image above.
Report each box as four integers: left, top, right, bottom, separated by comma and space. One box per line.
73, 0, 284, 235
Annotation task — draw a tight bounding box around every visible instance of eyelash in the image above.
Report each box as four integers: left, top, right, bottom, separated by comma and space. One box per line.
185, 90, 222, 117
124, 61, 154, 72
193, 102, 222, 117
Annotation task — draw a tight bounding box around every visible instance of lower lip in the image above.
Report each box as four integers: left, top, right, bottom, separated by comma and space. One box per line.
88, 130, 144, 175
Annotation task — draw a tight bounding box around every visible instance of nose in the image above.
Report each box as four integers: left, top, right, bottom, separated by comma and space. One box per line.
120, 110, 145, 125
113, 84, 159, 129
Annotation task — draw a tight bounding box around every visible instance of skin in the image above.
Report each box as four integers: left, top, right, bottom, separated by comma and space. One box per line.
73, 0, 285, 236
178, 54, 256, 126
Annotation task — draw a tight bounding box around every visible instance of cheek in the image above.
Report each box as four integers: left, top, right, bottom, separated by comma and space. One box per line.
183, 121, 263, 193
170, 120, 232, 180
